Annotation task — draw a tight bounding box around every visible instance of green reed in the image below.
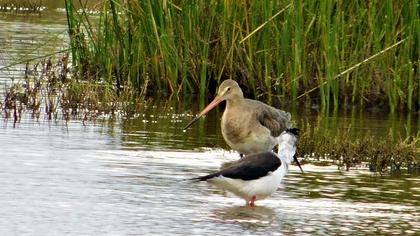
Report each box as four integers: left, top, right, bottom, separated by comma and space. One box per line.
64, 0, 419, 111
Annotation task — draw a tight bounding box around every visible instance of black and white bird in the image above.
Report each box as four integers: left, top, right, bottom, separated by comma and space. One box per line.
191, 128, 301, 207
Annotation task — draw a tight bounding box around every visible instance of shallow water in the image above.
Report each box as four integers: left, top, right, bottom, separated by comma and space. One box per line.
1, 115, 419, 235
0, 2, 419, 235
0, 8, 68, 87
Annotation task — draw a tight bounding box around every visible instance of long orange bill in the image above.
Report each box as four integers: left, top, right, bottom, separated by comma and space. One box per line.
183, 96, 223, 130
293, 155, 304, 173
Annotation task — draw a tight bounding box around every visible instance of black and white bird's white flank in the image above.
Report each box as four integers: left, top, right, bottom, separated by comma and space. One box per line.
191, 128, 301, 207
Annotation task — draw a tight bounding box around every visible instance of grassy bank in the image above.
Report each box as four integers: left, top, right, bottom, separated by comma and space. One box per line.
296, 120, 419, 172
64, 0, 419, 112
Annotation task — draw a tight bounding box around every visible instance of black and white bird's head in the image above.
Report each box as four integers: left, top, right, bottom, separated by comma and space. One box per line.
278, 128, 299, 146
286, 128, 300, 136
277, 128, 302, 172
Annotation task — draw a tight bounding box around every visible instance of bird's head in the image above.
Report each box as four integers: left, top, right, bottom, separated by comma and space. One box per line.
183, 79, 243, 130
216, 79, 243, 101
285, 128, 300, 136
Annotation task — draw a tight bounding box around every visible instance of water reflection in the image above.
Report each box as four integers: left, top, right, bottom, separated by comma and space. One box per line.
211, 206, 278, 229
1, 114, 419, 235
0, 8, 68, 89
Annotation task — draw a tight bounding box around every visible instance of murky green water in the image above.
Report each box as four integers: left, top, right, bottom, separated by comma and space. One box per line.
0, 2, 419, 235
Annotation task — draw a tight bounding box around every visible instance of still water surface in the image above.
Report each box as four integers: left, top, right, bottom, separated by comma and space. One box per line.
0, 2, 419, 236
1, 112, 419, 235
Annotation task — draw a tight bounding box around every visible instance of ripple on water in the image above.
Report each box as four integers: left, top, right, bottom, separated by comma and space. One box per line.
0, 119, 419, 235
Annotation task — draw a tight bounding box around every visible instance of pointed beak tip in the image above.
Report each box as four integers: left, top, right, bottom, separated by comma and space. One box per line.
293, 155, 304, 173
183, 116, 201, 130
183, 123, 193, 131
183, 122, 192, 130
183, 97, 223, 130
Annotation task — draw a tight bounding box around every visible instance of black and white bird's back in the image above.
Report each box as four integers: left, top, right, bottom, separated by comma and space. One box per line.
191, 152, 281, 182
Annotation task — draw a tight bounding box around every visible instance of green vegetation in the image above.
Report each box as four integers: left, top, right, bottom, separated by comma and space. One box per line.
64, 0, 419, 112
1, 58, 418, 172
297, 120, 419, 172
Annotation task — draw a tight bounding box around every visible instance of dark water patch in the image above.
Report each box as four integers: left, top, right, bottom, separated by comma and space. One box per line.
285, 170, 420, 206
0, 7, 68, 90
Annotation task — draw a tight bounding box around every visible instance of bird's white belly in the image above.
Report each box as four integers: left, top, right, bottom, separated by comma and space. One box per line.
210, 167, 285, 202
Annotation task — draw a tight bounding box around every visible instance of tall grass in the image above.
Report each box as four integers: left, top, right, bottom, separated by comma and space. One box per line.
65, 0, 419, 111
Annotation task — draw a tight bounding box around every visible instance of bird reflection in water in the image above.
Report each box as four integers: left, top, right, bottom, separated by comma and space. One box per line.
209, 205, 279, 229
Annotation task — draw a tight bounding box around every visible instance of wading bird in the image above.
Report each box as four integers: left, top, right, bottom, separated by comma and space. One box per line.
191, 128, 300, 207
184, 79, 292, 156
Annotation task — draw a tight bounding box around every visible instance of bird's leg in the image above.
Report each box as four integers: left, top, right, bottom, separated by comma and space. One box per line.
249, 195, 256, 207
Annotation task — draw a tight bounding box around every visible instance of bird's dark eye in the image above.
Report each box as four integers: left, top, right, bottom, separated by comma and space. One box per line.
226, 87, 231, 92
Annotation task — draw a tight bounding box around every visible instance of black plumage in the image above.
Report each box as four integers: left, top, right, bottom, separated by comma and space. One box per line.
192, 152, 281, 181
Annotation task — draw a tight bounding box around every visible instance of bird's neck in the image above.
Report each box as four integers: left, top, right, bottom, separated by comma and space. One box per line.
277, 136, 297, 165
226, 95, 244, 107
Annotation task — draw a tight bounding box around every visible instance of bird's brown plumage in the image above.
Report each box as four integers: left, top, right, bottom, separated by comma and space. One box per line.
184, 79, 292, 155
